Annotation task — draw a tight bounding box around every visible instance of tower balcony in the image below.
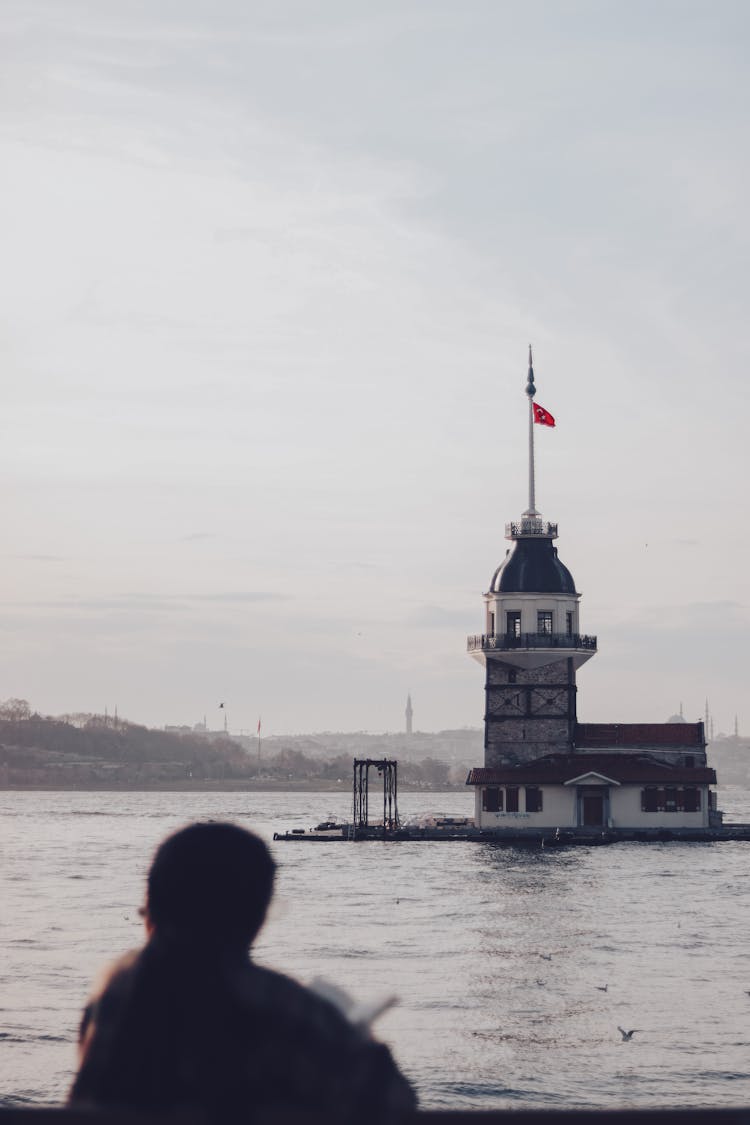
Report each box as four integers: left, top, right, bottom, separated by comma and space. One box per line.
467, 631, 597, 671
468, 632, 597, 653
505, 519, 558, 539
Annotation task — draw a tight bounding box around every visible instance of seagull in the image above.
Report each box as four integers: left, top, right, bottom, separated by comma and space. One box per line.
536, 978, 546, 987
595, 984, 608, 992
618, 1027, 640, 1041
540, 953, 553, 961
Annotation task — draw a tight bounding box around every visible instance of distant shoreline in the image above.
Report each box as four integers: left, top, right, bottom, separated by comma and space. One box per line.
0, 779, 467, 793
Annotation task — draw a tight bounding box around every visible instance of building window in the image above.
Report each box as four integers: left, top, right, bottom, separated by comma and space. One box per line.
508, 668, 518, 684
506, 787, 519, 812
566, 611, 573, 636
507, 612, 521, 638
685, 755, 695, 768
537, 611, 553, 635
525, 786, 543, 813
683, 788, 701, 812
641, 788, 659, 812
641, 786, 701, 813
483, 788, 502, 812
488, 611, 495, 635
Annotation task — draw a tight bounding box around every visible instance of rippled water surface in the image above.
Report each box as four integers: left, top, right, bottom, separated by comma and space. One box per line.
3, 787, 750, 1109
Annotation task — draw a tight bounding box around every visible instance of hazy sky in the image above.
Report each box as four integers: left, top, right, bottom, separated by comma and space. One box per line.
2, 1, 748, 736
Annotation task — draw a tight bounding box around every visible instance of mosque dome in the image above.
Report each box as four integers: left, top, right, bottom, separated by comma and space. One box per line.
489, 535, 577, 595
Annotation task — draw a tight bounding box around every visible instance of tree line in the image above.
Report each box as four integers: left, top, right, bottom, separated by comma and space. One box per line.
0, 700, 462, 789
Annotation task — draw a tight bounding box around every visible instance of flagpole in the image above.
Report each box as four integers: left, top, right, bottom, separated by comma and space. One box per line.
525, 344, 537, 517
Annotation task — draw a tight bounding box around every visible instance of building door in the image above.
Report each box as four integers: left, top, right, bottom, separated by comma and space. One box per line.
582, 793, 604, 826
578, 786, 608, 827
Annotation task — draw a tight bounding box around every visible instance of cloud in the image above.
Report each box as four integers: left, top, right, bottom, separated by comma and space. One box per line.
22, 595, 189, 613
13, 591, 290, 612
189, 592, 290, 603
11, 554, 66, 562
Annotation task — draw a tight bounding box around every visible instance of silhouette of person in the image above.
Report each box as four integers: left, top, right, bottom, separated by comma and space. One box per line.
69, 822, 416, 1120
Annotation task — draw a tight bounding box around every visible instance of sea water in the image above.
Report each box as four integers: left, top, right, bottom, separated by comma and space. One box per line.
2, 786, 750, 1109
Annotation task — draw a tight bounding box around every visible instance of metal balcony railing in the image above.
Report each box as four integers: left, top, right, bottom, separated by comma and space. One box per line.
505, 520, 558, 539
467, 632, 597, 653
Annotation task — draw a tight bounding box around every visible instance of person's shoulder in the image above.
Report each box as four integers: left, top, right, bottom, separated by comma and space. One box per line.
241, 962, 362, 1039
240, 963, 418, 1111
86, 948, 141, 1006
76, 948, 142, 1054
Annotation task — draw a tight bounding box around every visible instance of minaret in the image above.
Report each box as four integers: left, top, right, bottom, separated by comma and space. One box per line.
405, 693, 413, 735
467, 348, 597, 766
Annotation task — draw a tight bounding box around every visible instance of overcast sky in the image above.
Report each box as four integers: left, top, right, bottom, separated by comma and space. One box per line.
2, 1, 748, 736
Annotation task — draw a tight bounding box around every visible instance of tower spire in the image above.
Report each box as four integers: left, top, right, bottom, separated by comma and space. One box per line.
524, 345, 538, 518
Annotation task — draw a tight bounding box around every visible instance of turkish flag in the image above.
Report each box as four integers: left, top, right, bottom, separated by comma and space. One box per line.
533, 402, 555, 427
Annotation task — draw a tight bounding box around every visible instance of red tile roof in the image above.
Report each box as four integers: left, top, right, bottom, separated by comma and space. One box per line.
466, 754, 716, 787
574, 722, 704, 748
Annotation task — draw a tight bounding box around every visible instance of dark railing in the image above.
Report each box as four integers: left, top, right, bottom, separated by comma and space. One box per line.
467, 632, 598, 653
505, 520, 558, 539
1, 1108, 749, 1125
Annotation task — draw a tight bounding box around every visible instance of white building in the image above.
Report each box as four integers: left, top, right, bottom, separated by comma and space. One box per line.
467, 739, 717, 833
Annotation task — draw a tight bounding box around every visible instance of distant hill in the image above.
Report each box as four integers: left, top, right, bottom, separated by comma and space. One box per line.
0, 704, 249, 787
234, 727, 483, 764
0, 700, 472, 789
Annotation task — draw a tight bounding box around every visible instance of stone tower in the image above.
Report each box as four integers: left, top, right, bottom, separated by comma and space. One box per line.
467, 349, 597, 766
405, 693, 413, 735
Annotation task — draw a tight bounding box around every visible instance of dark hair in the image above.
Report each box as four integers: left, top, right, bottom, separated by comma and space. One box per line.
146, 821, 275, 948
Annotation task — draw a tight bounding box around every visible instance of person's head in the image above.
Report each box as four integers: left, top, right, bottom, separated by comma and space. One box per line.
144, 821, 275, 950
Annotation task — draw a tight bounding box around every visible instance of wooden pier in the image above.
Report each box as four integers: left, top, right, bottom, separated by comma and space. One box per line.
272, 757, 750, 845
272, 824, 750, 844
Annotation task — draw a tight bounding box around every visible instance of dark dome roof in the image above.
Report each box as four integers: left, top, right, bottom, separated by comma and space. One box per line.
489, 536, 577, 595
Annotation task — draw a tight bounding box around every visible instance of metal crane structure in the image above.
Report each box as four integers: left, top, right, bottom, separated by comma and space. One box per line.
352, 758, 400, 836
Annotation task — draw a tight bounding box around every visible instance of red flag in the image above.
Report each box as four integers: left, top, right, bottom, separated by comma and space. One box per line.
533, 402, 555, 427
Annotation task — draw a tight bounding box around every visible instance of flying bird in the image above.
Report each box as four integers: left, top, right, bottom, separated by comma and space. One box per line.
595, 984, 608, 992
618, 1027, 640, 1041
539, 953, 552, 961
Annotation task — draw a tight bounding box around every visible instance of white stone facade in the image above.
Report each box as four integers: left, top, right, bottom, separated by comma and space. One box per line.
474, 775, 711, 831
483, 590, 580, 643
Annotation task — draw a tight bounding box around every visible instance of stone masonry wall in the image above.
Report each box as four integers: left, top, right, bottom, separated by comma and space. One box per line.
484, 656, 576, 767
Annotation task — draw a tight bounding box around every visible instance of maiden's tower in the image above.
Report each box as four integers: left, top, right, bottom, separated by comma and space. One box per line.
466, 350, 719, 836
